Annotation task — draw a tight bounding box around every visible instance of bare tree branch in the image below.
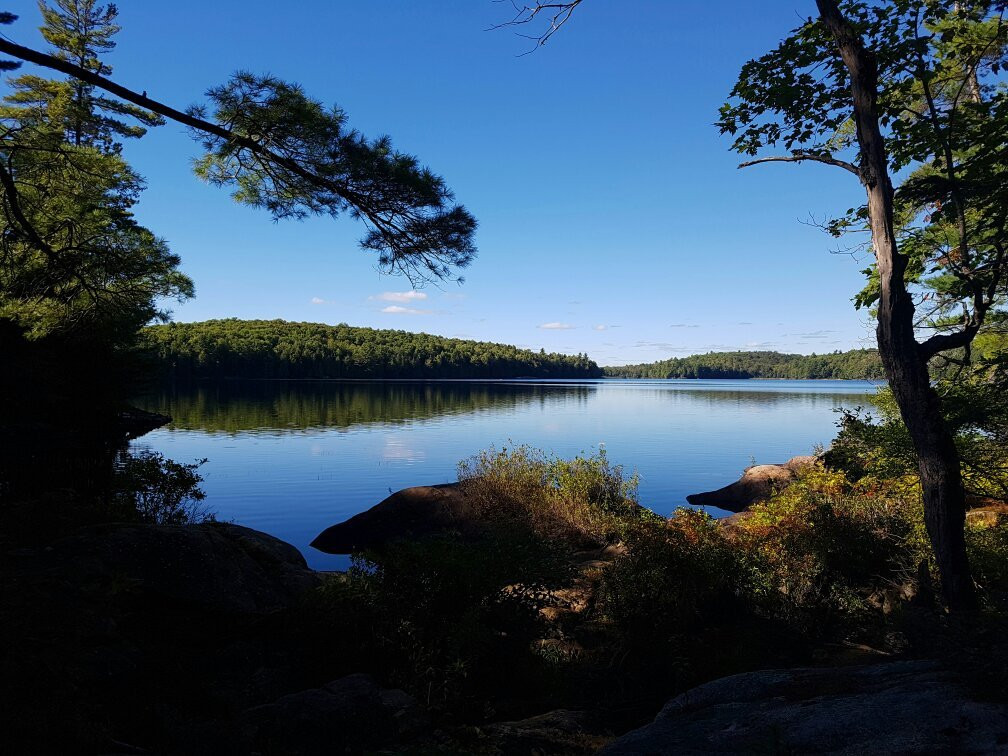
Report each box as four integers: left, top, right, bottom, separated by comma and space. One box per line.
489, 0, 584, 51
738, 153, 860, 175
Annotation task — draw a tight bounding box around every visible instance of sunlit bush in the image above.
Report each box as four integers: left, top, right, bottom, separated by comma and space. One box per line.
736, 467, 929, 628
457, 444, 649, 547
967, 519, 1008, 599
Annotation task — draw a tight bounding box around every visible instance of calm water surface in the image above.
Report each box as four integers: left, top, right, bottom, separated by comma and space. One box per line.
133, 379, 878, 569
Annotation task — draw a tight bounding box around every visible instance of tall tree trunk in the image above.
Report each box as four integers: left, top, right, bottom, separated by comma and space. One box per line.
817, 0, 977, 611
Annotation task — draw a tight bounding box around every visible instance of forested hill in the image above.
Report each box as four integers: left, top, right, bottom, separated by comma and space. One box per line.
141, 319, 602, 380
603, 349, 885, 380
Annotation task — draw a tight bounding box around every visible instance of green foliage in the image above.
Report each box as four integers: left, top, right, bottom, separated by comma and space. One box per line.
604, 348, 885, 380
966, 519, 1008, 592
189, 72, 476, 283
300, 446, 645, 716
0, 0, 190, 342
111, 450, 208, 525
599, 511, 749, 657
826, 382, 1008, 499
719, 1, 1008, 359
142, 318, 602, 380
739, 467, 928, 626
33, 0, 163, 150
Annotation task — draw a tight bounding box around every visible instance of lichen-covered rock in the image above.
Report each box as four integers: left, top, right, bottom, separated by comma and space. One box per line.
686, 456, 818, 512
966, 500, 1008, 527
480, 709, 610, 755
602, 660, 1008, 754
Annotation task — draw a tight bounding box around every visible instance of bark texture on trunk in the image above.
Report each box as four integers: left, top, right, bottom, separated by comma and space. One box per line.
816, 0, 977, 611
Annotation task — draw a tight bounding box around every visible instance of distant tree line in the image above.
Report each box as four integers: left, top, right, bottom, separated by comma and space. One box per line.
142, 319, 602, 380
603, 349, 885, 380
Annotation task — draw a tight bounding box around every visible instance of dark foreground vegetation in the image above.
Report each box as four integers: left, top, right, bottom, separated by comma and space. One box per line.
5, 416, 1008, 752
605, 348, 886, 380
143, 319, 603, 380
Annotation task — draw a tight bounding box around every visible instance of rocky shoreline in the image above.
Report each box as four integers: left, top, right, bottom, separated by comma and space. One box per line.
6, 472, 1008, 754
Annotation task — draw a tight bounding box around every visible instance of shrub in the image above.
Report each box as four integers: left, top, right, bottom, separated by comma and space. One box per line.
457, 444, 649, 547
735, 467, 929, 629
304, 524, 573, 719
967, 518, 1008, 602
600, 510, 749, 648
111, 450, 209, 525
825, 382, 1008, 500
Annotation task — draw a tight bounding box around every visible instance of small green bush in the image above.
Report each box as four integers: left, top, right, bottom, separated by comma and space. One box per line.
825, 382, 1008, 500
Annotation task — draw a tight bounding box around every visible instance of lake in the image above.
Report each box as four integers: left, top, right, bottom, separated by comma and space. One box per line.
132, 379, 879, 569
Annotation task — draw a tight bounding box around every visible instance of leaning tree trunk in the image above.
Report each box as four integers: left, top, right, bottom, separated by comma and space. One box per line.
817, 0, 978, 611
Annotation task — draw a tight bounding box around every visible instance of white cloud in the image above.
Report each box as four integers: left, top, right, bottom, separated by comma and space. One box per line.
382, 305, 431, 315
593, 325, 607, 331
538, 322, 575, 330
310, 297, 326, 304
371, 291, 428, 303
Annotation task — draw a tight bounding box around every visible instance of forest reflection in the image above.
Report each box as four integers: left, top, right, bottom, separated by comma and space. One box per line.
135, 380, 879, 435
135, 380, 598, 434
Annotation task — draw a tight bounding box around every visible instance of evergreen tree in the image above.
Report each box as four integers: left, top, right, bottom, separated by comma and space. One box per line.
0, 1, 190, 342
0, 1, 192, 445
26, 0, 163, 150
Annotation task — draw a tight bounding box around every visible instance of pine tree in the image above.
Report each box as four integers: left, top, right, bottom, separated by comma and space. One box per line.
0, 1, 190, 342
6, 0, 163, 151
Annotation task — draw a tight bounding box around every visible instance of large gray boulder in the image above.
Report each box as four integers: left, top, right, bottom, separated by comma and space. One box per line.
311, 482, 478, 553
686, 456, 817, 512
602, 660, 1008, 754
40, 521, 320, 614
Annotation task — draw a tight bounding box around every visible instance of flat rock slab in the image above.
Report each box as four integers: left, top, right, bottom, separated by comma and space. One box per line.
480, 709, 609, 754
311, 482, 478, 554
686, 456, 817, 513
242, 673, 428, 754
966, 501, 1008, 527
602, 660, 1008, 754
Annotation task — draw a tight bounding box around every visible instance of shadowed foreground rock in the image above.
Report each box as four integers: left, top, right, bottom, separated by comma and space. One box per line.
38, 521, 320, 614
242, 673, 428, 754
480, 709, 610, 754
602, 660, 1008, 754
686, 456, 817, 512
1, 521, 323, 751
311, 482, 477, 553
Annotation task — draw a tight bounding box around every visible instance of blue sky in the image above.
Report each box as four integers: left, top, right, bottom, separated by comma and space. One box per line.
3, 1, 879, 365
